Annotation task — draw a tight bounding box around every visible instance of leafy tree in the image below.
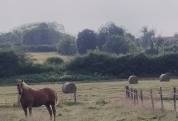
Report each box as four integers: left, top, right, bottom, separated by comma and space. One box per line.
57, 34, 77, 55
140, 27, 155, 50
97, 22, 125, 49
45, 57, 64, 65
23, 22, 62, 45
97, 22, 134, 54
77, 29, 97, 54
153, 36, 165, 54
125, 33, 141, 55
102, 35, 129, 54
0, 22, 66, 52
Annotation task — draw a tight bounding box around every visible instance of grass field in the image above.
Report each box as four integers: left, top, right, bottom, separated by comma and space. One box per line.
26, 52, 73, 64
1, 79, 178, 121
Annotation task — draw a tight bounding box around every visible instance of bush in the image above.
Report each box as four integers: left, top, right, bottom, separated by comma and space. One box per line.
67, 52, 117, 75
66, 52, 178, 77
0, 51, 28, 77
0, 51, 51, 78
45, 57, 64, 65
0, 72, 62, 84
58, 74, 112, 82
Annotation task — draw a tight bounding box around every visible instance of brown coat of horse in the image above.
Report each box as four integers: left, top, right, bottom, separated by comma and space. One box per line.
17, 80, 58, 121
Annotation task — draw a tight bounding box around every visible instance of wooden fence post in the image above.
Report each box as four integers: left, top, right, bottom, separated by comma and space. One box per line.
131, 88, 133, 100
160, 87, 164, 112
134, 89, 136, 104
135, 89, 138, 104
125, 86, 129, 98
140, 89, 143, 104
129, 88, 131, 98
134, 89, 137, 104
173, 87, 176, 112
150, 89, 154, 112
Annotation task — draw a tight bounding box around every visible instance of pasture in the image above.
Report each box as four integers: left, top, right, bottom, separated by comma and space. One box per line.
1, 79, 178, 121
26, 52, 73, 64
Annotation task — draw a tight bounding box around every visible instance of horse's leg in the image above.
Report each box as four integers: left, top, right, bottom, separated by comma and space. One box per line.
46, 105, 52, 121
22, 107, 28, 117
28, 106, 32, 116
51, 105, 56, 121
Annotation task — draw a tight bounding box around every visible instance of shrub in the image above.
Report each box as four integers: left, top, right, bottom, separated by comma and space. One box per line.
66, 52, 178, 77
0, 51, 51, 78
58, 74, 112, 82
0, 72, 62, 84
45, 57, 64, 65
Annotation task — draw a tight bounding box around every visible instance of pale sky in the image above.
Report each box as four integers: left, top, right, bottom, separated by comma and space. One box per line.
0, 0, 178, 36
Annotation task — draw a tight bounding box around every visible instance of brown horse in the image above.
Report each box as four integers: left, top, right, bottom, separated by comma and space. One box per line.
17, 80, 58, 121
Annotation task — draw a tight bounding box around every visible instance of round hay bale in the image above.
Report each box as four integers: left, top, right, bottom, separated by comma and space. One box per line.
62, 82, 77, 102
62, 82, 77, 94
128, 75, 138, 84
160, 73, 170, 82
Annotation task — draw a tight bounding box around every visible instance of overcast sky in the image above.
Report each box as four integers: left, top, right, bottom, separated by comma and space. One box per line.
0, 0, 178, 36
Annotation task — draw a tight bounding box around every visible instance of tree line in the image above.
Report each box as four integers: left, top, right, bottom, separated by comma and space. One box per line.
0, 22, 178, 56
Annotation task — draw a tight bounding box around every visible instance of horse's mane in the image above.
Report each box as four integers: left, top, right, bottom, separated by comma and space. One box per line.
22, 81, 31, 90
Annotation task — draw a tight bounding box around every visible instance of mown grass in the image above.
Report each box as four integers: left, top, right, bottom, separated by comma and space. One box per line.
26, 52, 73, 64
1, 79, 178, 121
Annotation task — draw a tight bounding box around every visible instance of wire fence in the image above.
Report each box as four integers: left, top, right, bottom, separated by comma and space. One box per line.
125, 86, 178, 113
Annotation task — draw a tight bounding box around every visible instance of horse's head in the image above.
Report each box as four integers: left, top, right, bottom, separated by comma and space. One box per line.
16, 79, 24, 95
